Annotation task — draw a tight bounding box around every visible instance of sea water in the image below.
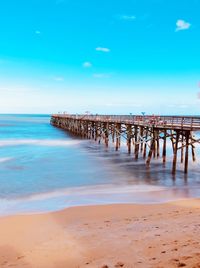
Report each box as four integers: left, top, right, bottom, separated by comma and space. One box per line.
0, 114, 200, 216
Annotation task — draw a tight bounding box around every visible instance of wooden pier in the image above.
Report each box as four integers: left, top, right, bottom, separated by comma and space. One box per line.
51, 114, 200, 174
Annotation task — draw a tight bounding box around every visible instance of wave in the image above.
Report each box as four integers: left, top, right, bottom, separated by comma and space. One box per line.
0, 184, 167, 216
0, 139, 82, 147
1, 184, 166, 202
0, 157, 13, 163
1, 184, 200, 216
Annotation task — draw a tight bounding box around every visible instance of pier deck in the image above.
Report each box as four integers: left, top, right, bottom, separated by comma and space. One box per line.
51, 114, 200, 174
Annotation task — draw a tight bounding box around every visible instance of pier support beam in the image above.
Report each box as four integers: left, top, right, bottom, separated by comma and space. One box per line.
180, 134, 184, 163
112, 124, 115, 143
127, 125, 132, 154
192, 145, 196, 162
134, 126, 139, 159
162, 130, 167, 164
140, 127, 144, 152
156, 130, 160, 158
143, 127, 148, 159
184, 131, 190, 174
105, 123, 109, 147
146, 129, 155, 166
115, 124, 121, 151
172, 131, 180, 174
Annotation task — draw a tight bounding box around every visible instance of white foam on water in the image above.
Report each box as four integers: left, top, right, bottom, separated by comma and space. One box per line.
0, 157, 13, 163
28, 184, 166, 200
0, 139, 82, 147
0, 184, 200, 216
9, 184, 165, 202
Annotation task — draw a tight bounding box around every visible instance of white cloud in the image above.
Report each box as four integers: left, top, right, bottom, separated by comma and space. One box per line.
96, 47, 110, 53
35, 30, 41, 34
119, 15, 136, 21
175, 20, 191, 32
83, 62, 92, 68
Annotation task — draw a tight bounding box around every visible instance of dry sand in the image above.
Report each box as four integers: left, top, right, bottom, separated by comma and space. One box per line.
0, 199, 200, 268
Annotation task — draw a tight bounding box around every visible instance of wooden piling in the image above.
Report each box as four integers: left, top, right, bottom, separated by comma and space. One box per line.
156, 130, 160, 158
153, 130, 156, 158
146, 136, 155, 166
143, 127, 148, 159
191, 145, 196, 162
184, 131, 190, 174
172, 131, 179, 174
140, 127, 144, 152
105, 122, 109, 147
134, 126, 139, 159
112, 124, 115, 143
180, 133, 184, 163
162, 130, 167, 164
116, 124, 120, 151
127, 125, 132, 154
118, 124, 121, 148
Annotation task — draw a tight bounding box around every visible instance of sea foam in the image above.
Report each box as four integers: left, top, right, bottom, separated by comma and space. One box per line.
0, 139, 82, 147
0, 157, 13, 163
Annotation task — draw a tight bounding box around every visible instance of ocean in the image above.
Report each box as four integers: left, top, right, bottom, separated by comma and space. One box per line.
0, 114, 200, 216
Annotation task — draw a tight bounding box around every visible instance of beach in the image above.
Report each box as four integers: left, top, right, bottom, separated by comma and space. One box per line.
1, 115, 200, 268
0, 199, 200, 268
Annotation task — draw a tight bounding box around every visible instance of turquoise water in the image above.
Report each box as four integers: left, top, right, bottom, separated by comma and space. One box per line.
0, 114, 200, 216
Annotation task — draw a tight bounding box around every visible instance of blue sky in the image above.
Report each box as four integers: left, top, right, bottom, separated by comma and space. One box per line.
0, 0, 200, 114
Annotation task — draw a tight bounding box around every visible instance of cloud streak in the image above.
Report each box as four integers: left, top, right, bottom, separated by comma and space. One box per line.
83, 62, 92, 68
53, 76, 64, 81
96, 47, 110, 53
119, 15, 136, 21
175, 20, 191, 31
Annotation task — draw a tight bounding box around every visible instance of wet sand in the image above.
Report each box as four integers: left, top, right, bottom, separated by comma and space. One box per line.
0, 199, 200, 268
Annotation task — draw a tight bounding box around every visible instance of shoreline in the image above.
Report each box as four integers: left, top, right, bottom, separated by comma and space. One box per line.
0, 196, 199, 219
1, 183, 200, 217
0, 199, 200, 267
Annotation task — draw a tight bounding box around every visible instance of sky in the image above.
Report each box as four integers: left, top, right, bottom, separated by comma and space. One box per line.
0, 0, 200, 115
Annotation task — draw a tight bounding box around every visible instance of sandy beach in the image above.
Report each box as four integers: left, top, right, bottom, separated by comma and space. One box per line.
0, 199, 200, 268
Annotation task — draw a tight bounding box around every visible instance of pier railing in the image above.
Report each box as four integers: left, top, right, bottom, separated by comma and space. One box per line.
52, 114, 200, 130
